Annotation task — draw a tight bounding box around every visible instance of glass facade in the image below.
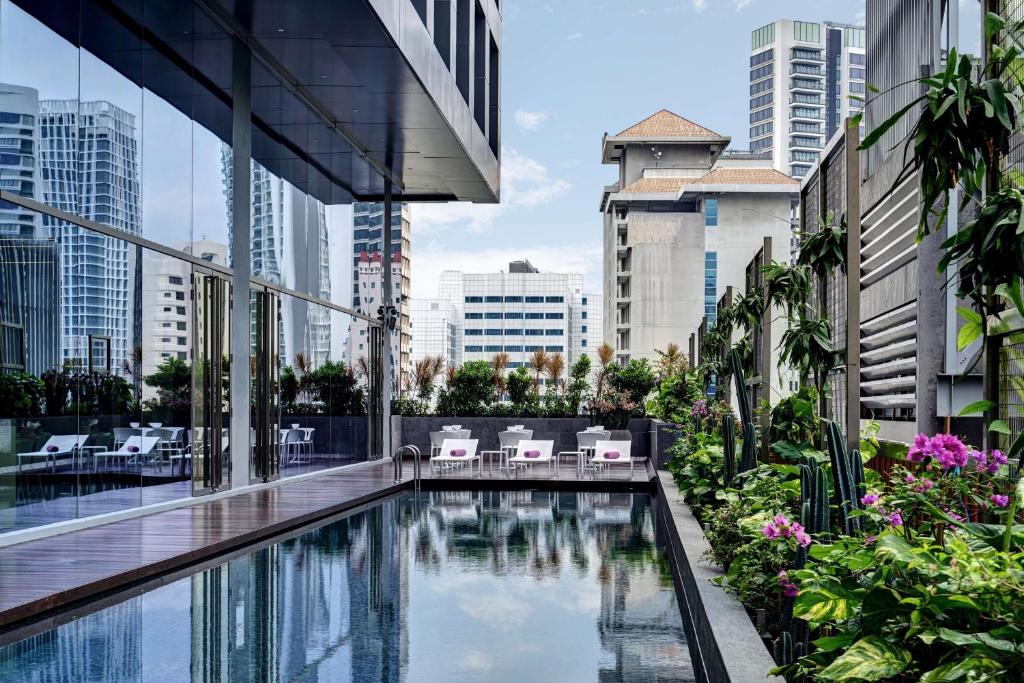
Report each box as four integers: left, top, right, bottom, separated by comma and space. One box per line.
0, 0, 386, 534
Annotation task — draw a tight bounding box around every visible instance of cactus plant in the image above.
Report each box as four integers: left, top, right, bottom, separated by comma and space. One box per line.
799, 457, 831, 537
723, 414, 737, 485
774, 630, 794, 666
729, 349, 751, 427
825, 420, 861, 535
738, 422, 757, 473
850, 447, 866, 500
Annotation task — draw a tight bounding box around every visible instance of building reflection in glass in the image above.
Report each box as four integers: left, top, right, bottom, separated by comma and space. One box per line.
0, 492, 695, 682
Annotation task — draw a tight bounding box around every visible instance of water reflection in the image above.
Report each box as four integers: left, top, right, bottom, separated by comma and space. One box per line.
0, 492, 695, 682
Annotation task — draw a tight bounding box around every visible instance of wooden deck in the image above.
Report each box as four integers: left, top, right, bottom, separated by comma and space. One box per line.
0, 457, 652, 633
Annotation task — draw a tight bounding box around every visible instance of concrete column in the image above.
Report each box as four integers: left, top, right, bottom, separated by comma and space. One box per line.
229, 37, 252, 488
845, 121, 862, 452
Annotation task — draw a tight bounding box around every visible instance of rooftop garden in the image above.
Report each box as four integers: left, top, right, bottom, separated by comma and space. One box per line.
663, 13, 1024, 681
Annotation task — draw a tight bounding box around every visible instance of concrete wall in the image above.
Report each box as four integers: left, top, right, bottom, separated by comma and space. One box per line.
394, 416, 654, 458
621, 144, 713, 187
627, 211, 705, 361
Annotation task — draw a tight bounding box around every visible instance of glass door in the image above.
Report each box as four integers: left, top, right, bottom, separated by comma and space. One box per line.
192, 269, 231, 495
250, 286, 280, 484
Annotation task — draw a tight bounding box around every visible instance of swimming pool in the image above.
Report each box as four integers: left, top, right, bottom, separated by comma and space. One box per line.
0, 490, 695, 682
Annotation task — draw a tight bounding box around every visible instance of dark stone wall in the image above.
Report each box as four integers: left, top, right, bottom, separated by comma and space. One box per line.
394, 416, 654, 458
650, 419, 685, 468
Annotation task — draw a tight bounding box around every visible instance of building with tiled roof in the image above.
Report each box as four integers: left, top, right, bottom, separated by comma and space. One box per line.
600, 110, 798, 406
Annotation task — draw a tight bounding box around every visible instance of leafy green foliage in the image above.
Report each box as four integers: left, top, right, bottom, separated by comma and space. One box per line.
434, 361, 497, 417
0, 372, 44, 418
778, 317, 835, 388
797, 212, 848, 278
769, 386, 819, 447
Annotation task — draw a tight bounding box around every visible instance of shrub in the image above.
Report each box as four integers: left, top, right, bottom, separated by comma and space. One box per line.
0, 372, 45, 418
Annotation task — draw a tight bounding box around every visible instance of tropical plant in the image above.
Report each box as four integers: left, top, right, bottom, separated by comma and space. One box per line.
0, 371, 45, 418
593, 342, 615, 397
143, 357, 192, 424
304, 361, 365, 416
654, 342, 687, 380
768, 385, 819, 448
412, 355, 446, 402
40, 366, 72, 416
778, 316, 835, 393
564, 354, 592, 416
763, 261, 812, 318
506, 366, 539, 416
797, 212, 847, 278
731, 288, 765, 333
545, 353, 566, 390
607, 358, 657, 410
528, 349, 550, 390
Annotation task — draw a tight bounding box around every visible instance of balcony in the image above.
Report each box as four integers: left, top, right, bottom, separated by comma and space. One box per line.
790, 48, 824, 63
789, 109, 824, 121
790, 137, 824, 150
789, 78, 824, 93
789, 124, 824, 135
616, 296, 631, 308
790, 95, 824, 106
616, 269, 632, 283
789, 64, 824, 78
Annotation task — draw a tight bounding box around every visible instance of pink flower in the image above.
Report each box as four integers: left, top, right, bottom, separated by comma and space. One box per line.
943, 508, 964, 522
990, 494, 1009, 508
968, 449, 987, 471
907, 432, 970, 469
864, 535, 878, 545
795, 530, 812, 547
913, 479, 934, 493
907, 433, 930, 463
988, 450, 1008, 474
762, 524, 779, 539
761, 515, 811, 547
904, 473, 916, 483
887, 510, 904, 527
860, 493, 880, 506
783, 583, 799, 598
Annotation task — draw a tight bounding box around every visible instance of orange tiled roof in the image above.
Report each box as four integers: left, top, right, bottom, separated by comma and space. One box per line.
620, 168, 798, 194
614, 109, 724, 139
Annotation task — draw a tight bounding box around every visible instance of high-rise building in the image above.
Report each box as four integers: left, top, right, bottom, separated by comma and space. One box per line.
749, 20, 866, 178
348, 251, 403, 389
221, 150, 333, 366
0, 83, 58, 377
409, 298, 459, 370
39, 99, 141, 373
600, 110, 798, 366
351, 201, 411, 382
433, 261, 591, 381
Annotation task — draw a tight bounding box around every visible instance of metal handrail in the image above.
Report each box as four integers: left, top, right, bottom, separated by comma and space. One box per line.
393, 445, 423, 488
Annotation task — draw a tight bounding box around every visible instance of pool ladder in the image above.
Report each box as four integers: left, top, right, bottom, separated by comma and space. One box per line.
393, 445, 423, 489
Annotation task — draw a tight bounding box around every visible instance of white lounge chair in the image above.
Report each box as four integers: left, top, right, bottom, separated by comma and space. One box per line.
560, 430, 610, 475
591, 440, 633, 479
507, 439, 556, 478
430, 438, 480, 477
94, 436, 161, 469
17, 435, 89, 472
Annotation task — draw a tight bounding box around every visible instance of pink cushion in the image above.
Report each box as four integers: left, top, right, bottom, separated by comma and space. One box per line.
603, 451, 621, 459
127, 445, 140, 453
450, 448, 466, 457
523, 449, 541, 458
46, 445, 59, 453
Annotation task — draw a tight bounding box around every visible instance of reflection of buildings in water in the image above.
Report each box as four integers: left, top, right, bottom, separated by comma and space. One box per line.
221, 148, 333, 367
0, 599, 142, 681
39, 98, 141, 373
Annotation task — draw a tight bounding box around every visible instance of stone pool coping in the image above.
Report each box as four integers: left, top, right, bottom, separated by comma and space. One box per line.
655, 471, 784, 683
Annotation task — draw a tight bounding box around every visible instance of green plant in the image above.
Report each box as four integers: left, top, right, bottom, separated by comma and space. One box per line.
797, 212, 847, 278
143, 356, 192, 423
778, 316, 835, 393
564, 354, 592, 416
0, 372, 44, 418
763, 261, 812, 318
723, 413, 737, 486
825, 420, 861, 536
40, 367, 71, 416
305, 361, 365, 416
799, 457, 830, 537
770, 386, 819, 447
434, 361, 496, 417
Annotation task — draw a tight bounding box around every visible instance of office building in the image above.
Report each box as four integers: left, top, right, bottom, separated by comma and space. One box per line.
409, 297, 459, 369
749, 19, 866, 178
600, 109, 798, 366
434, 261, 591, 380
352, 201, 411, 383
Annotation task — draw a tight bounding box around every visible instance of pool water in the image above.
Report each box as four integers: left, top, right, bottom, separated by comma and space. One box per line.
0, 491, 696, 682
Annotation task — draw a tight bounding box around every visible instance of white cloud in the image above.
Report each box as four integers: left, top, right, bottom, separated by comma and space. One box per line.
513, 109, 549, 132
734, 0, 758, 10
567, 32, 583, 40
411, 243, 602, 299
458, 649, 495, 672
692, 0, 707, 11
409, 147, 570, 235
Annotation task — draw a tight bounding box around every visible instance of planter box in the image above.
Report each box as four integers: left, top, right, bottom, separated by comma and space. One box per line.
654, 471, 783, 683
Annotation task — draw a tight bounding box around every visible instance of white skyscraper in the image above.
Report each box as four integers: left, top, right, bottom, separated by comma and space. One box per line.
749, 20, 865, 178
409, 298, 459, 369
39, 99, 141, 372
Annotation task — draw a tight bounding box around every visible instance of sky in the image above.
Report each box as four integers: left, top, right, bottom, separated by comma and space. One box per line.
408, 0, 869, 300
